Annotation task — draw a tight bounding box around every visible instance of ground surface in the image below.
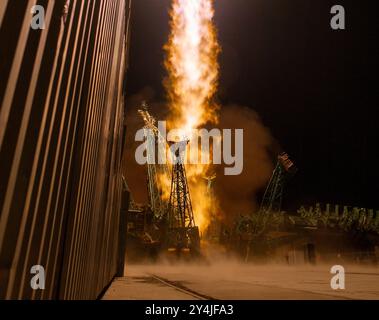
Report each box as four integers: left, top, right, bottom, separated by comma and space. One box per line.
102, 263, 379, 300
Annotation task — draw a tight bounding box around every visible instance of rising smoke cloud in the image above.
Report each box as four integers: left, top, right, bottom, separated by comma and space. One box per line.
214, 104, 275, 223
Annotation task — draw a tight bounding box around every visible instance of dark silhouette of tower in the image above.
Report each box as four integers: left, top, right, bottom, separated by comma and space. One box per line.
168, 143, 195, 229
260, 153, 297, 214
166, 141, 200, 255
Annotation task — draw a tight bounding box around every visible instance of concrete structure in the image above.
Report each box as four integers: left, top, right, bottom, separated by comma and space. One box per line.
104, 264, 379, 300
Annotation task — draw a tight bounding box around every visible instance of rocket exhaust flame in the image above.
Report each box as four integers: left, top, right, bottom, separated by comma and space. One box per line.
164, 0, 221, 232
165, 0, 220, 134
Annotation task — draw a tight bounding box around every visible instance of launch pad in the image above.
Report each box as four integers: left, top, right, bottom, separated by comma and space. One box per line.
128, 105, 201, 259
126, 129, 379, 264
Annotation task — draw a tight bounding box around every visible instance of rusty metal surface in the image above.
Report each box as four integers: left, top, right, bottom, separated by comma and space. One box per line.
0, 0, 132, 299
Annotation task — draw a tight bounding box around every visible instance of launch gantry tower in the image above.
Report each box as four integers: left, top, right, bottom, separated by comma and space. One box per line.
166, 141, 200, 254
138, 102, 171, 220
260, 152, 297, 214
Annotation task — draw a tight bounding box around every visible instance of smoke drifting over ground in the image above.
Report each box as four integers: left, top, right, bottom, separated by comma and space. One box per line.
123, 88, 276, 223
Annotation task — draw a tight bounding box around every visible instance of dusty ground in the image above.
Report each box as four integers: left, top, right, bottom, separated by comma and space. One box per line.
103, 262, 379, 300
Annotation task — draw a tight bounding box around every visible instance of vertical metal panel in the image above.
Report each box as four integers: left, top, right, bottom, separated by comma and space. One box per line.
0, 0, 131, 300
0, 0, 9, 29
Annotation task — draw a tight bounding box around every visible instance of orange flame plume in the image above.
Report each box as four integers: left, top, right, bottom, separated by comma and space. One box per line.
164, 0, 221, 232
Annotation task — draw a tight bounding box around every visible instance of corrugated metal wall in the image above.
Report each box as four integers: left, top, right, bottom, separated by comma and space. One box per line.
0, 0, 132, 299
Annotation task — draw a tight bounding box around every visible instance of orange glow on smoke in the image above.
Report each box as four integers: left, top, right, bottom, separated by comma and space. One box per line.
164, 0, 220, 232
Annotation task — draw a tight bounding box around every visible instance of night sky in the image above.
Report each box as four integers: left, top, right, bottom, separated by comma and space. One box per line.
125, 0, 379, 210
